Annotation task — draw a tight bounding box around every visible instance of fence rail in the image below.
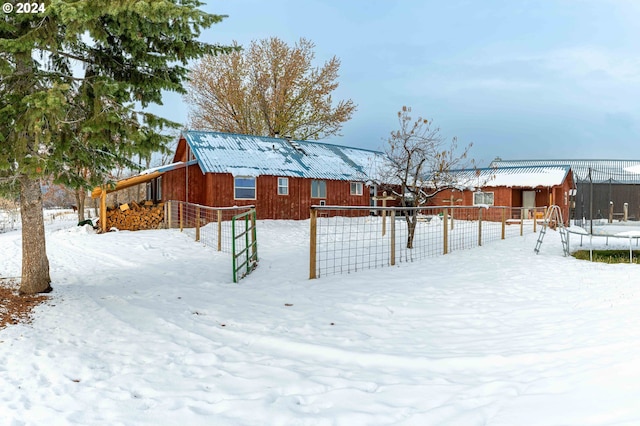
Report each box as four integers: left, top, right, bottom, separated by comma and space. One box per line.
1, 207, 95, 233
165, 201, 255, 254
310, 205, 547, 278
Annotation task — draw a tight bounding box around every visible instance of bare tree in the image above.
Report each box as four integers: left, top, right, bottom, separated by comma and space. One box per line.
382, 106, 474, 249
187, 37, 356, 140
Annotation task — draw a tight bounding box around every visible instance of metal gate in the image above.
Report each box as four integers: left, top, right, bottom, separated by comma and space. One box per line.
231, 209, 258, 283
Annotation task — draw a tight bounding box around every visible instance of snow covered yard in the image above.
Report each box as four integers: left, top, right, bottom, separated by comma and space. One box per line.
3, 220, 640, 425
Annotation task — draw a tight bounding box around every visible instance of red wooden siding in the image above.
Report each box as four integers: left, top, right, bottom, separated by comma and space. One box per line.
428, 169, 574, 224
162, 168, 371, 220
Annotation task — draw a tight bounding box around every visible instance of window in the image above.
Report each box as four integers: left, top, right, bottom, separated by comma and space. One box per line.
145, 177, 162, 202
278, 177, 288, 195
234, 177, 256, 199
156, 176, 162, 201
473, 191, 494, 206
350, 182, 363, 196
311, 180, 326, 198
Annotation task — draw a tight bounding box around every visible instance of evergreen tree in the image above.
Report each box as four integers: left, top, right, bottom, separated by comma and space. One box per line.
0, 0, 233, 294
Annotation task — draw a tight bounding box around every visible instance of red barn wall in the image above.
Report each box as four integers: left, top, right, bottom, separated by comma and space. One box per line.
430, 187, 513, 207
162, 170, 371, 220
162, 167, 187, 202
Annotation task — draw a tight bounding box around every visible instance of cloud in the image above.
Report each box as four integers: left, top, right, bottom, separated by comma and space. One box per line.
544, 47, 640, 83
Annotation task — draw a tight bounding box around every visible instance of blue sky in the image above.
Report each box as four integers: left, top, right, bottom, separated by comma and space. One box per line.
149, 0, 640, 166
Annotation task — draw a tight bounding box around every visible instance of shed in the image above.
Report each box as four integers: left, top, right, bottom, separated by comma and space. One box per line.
429, 165, 575, 223
491, 159, 640, 221
91, 161, 192, 232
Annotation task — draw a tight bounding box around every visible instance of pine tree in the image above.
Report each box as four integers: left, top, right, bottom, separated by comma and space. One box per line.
0, 0, 233, 294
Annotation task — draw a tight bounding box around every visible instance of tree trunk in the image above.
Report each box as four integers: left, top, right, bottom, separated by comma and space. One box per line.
19, 175, 52, 294
406, 215, 417, 249
75, 188, 86, 222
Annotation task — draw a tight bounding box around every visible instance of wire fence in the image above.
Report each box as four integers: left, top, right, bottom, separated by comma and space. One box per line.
45, 208, 95, 224
165, 201, 255, 254
1, 207, 96, 233
0, 208, 19, 233
310, 205, 547, 278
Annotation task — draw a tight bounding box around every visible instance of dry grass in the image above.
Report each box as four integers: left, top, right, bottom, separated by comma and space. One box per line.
0, 278, 49, 329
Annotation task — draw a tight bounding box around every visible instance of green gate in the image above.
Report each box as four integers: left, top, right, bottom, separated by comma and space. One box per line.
231, 209, 258, 282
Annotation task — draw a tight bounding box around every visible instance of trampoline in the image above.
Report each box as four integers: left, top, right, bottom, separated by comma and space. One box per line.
566, 220, 640, 263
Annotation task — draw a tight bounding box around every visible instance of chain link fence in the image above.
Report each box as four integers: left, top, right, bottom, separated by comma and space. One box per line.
310, 205, 547, 278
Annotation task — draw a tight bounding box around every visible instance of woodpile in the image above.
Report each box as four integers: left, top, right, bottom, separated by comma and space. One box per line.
105, 201, 164, 231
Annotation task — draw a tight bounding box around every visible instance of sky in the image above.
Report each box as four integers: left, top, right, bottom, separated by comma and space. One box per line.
148, 0, 640, 167
6, 212, 640, 423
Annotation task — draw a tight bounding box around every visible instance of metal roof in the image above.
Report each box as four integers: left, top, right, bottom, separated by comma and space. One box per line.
491, 159, 640, 183
182, 131, 384, 181
448, 165, 572, 188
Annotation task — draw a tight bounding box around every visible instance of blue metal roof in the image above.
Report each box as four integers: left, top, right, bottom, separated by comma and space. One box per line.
491, 159, 640, 183
182, 131, 384, 181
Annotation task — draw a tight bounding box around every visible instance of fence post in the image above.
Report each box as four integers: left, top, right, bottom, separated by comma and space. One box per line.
451, 207, 454, 230
382, 195, 387, 237
609, 201, 613, 223
167, 201, 172, 229
232, 216, 237, 283
624, 203, 628, 222
195, 206, 200, 241
443, 208, 449, 254
217, 209, 222, 251
164, 201, 168, 228
390, 209, 396, 265
478, 207, 483, 246
100, 189, 107, 233
251, 209, 258, 261
245, 214, 250, 276
520, 208, 524, 236
179, 202, 183, 232
501, 207, 506, 240
309, 208, 317, 279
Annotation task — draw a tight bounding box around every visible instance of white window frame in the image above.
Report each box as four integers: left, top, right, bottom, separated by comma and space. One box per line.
473, 191, 494, 206
350, 182, 363, 196
278, 177, 289, 195
311, 180, 327, 198
234, 176, 256, 200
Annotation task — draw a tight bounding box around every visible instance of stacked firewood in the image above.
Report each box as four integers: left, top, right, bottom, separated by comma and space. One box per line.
106, 201, 164, 231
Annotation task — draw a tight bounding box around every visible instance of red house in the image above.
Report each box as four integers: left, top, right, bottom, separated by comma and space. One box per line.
429, 165, 575, 223
162, 131, 385, 220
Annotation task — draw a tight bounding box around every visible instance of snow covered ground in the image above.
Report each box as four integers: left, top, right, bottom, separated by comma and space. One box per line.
3, 218, 640, 425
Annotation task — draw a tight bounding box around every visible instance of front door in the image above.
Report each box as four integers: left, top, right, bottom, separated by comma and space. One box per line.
523, 190, 536, 219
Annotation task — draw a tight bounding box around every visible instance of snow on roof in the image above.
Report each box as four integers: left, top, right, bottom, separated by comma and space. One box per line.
182, 131, 384, 181
491, 159, 640, 183
139, 160, 196, 175
449, 165, 571, 188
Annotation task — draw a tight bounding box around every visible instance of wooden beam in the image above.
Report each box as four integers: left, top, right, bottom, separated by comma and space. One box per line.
91, 171, 162, 199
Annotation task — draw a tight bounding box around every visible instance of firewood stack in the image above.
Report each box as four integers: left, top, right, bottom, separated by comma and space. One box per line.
105, 201, 164, 231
